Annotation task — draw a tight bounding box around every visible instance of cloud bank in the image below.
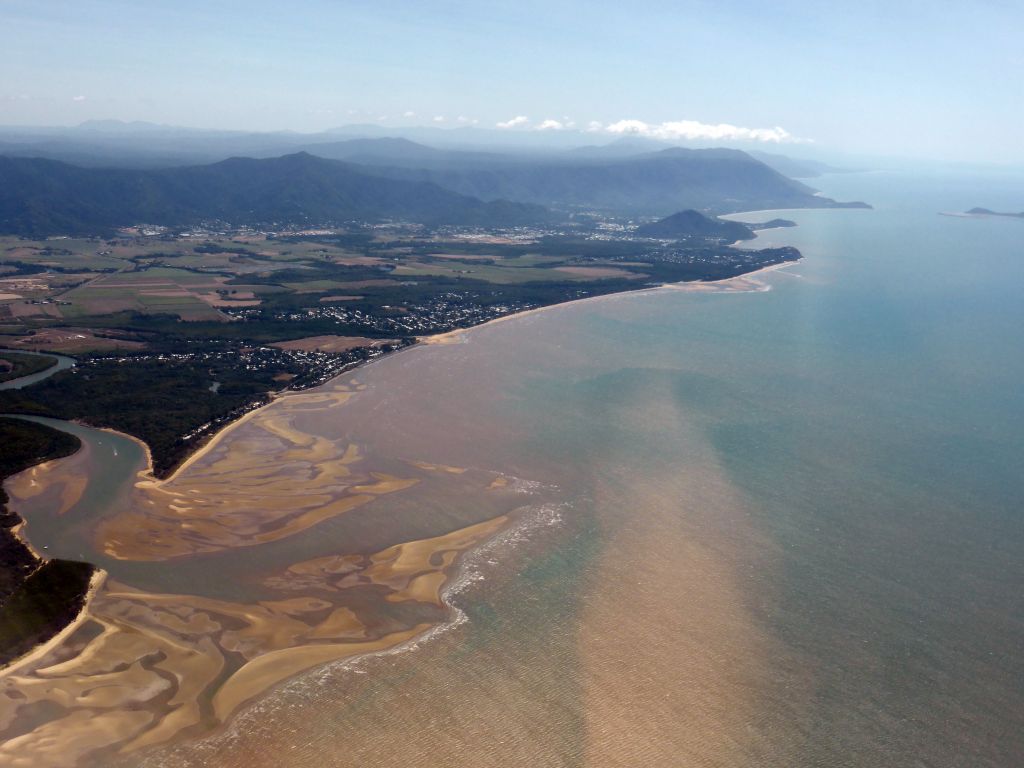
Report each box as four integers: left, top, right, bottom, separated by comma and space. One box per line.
492, 115, 804, 143
601, 119, 803, 143
496, 115, 529, 129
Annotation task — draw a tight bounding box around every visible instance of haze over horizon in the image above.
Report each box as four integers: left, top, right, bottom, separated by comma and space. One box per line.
2, 0, 1022, 166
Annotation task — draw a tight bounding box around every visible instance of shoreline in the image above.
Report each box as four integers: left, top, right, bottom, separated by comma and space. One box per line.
421, 257, 799, 346
0, 255, 798, 683
0, 568, 107, 677
0, 249, 804, 762
0, 256, 798, 688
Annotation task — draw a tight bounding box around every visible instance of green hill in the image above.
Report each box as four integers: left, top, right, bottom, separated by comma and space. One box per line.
0, 152, 551, 236
635, 209, 756, 241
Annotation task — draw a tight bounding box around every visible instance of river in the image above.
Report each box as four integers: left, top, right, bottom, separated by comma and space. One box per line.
0, 349, 76, 390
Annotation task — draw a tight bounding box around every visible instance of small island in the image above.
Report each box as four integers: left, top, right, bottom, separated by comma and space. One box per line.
945, 207, 1024, 219
966, 207, 1024, 218
750, 218, 798, 230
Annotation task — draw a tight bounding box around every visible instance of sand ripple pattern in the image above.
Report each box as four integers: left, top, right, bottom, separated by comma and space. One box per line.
0, 379, 525, 766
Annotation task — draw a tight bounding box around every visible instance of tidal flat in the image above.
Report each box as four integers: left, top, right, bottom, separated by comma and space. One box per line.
0, 365, 561, 766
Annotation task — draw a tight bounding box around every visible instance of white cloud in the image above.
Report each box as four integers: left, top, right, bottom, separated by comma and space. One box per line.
72, 95, 86, 102
585, 120, 604, 133
433, 115, 446, 122
537, 119, 565, 131
496, 115, 529, 129
403, 110, 416, 118
603, 119, 803, 143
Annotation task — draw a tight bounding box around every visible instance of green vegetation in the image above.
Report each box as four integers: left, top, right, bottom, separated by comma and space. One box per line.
634, 209, 756, 242
0, 352, 295, 476
0, 559, 93, 666
0, 417, 91, 668
0, 153, 550, 237
0, 351, 56, 383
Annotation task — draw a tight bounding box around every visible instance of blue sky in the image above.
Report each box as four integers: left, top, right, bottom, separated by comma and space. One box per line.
1, 0, 1022, 163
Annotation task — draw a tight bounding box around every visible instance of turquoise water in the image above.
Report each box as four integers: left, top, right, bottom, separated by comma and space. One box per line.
141, 169, 1023, 766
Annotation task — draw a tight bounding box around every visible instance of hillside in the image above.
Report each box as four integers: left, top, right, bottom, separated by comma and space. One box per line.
635, 209, 756, 241
354, 146, 869, 215
0, 153, 550, 236
748, 150, 852, 178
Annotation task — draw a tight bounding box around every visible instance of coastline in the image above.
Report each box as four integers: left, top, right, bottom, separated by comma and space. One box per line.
10, 255, 800, 512
0, 568, 106, 676
0, 254, 798, 682
0, 241, 807, 763
421, 258, 799, 346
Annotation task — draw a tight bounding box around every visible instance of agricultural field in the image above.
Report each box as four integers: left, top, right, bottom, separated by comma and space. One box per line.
59, 268, 230, 321
0, 327, 146, 354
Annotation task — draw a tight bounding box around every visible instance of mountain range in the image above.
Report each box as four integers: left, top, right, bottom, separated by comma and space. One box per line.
0, 128, 870, 236
0, 153, 549, 236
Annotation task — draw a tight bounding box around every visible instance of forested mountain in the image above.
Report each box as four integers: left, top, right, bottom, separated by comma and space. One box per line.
351, 146, 868, 215
0, 152, 550, 236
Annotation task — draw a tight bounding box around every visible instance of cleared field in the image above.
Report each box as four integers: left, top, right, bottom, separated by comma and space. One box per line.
60, 268, 229, 321
198, 290, 262, 307
271, 335, 398, 353
283, 279, 380, 293
554, 265, 644, 279
0, 273, 97, 300
6, 302, 64, 319
0, 327, 146, 353
1, 238, 127, 271
391, 260, 608, 284
144, 253, 290, 274
428, 253, 499, 261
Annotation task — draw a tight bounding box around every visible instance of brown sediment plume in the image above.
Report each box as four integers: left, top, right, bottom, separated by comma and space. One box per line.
576, 380, 810, 767
0, 514, 510, 765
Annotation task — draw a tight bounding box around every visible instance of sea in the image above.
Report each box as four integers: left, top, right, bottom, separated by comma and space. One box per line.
142, 168, 1023, 767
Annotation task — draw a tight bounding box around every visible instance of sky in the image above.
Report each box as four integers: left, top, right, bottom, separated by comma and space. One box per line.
1, 0, 1022, 163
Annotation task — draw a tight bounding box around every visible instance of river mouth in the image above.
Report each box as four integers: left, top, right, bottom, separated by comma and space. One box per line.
1, 362, 572, 765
